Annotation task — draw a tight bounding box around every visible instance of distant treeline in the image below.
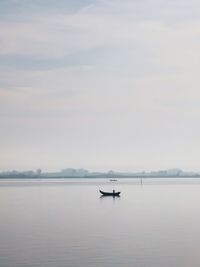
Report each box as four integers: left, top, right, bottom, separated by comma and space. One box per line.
0, 168, 200, 178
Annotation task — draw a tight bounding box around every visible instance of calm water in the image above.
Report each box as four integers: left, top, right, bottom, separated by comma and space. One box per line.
1, 178, 200, 267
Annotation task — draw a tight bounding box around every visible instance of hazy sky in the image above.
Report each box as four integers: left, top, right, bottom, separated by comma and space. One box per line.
1, 0, 200, 172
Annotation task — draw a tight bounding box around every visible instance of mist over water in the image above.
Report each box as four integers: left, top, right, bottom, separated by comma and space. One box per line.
1, 178, 200, 267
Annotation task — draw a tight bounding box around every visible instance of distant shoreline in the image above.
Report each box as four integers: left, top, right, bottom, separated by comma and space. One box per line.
0, 175, 200, 179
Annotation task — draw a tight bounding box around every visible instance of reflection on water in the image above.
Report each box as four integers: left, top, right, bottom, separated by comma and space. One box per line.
99, 195, 121, 198
1, 178, 200, 267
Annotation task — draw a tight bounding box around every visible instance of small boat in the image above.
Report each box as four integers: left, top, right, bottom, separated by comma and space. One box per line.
99, 190, 121, 196
109, 179, 117, 181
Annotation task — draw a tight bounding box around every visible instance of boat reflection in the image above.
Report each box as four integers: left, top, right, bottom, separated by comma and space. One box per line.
99, 194, 120, 199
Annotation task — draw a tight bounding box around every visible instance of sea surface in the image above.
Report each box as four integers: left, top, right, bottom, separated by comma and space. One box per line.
1, 178, 200, 267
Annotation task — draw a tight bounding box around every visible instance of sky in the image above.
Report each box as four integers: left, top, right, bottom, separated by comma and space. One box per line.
1, 0, 200, 172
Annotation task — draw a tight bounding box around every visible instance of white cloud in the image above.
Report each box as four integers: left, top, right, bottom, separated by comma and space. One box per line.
1, 0, 200, 170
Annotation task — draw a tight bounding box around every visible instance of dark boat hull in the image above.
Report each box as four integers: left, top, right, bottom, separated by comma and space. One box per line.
99, 190, 120, 196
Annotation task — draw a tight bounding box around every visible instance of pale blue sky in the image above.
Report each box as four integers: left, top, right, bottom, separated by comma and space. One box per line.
1, 0, 200, 172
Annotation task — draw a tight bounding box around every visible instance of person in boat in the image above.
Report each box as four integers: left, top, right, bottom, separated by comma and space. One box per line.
113, 190, 115, 194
